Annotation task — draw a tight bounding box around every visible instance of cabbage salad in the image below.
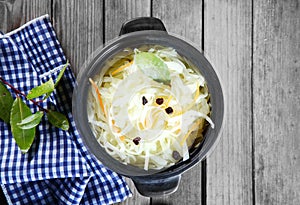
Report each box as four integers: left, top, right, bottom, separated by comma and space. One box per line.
88, 46, 214, 170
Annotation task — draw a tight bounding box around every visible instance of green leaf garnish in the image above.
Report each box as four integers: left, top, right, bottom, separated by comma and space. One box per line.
0, 82, 14, 123
135, 52, 170, 85
17, 111, 44, 129
27, 78, 54, 100
10, 98, 35, 153
0, 62, 70, 154
43, 62, 69, 100
54, 61, 68, 87
47, 110, 69, 131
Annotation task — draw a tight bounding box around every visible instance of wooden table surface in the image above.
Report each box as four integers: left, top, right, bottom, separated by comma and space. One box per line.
1, 0, 299, 204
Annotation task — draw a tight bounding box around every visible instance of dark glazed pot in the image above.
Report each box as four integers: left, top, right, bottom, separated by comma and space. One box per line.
73, 17, 224, 197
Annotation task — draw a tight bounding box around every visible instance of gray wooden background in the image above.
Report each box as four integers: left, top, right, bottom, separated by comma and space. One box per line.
1, 0, 299, 204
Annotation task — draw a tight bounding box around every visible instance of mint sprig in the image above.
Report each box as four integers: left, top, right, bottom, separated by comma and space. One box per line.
0, 62, 70, 153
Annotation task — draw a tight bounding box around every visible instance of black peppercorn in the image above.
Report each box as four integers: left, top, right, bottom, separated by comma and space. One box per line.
172, 151, 181, 160
133, 137, 141, 145
165, 107, 173, 114
156, 98, 164, 105
142, 96, 148, 105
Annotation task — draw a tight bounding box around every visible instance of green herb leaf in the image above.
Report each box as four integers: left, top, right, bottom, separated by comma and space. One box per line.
10, 98, 35, 153
43, 92, 52, 101
17, 111, 44, 129
27, 78, 54, 100
42, 62, 69, 100
55, 61, 69, 87
47, 110, 69, 130
0, 82, 14, 123
135, 52, 170, 85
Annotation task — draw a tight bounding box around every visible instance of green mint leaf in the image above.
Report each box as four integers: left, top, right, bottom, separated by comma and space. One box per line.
0, 82, 14, 123
10, 98, 35, 153
55, 61, 69, 87
135, 52, 170, 85
27, 78, 54, 100
47, 110, 69, 131
17, 111, 44, 129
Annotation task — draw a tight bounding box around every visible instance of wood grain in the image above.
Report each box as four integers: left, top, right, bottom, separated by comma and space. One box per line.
0, 0, 51, 33
104, 0, 151, 42
104, 1, 151, 204
153, 0, 202, 45
52, 0, 104, 75
152, 0, 203, 204
253, 0, 300, 204
204, 0, 253, 204
1, 0, 300, 204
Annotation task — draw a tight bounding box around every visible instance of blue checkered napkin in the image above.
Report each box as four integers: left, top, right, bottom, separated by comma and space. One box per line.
0, 15, 131, 204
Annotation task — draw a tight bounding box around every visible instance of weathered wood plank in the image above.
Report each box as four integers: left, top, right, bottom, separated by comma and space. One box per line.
52, 0, 103, 75
104, 1, 151, 204
0, 0, 51, 33
104, 0, 151, 42
153, 0, 202, 45
204, 0, 253, 204
1, 1, 299, 205
253, 0, 300, 204
152, 0, 203, 204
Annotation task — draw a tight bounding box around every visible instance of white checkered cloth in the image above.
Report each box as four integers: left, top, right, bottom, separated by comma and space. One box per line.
0, 15, 131, 204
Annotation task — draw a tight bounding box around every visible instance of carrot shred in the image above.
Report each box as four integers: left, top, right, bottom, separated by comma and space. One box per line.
194, 85, 200, 101
165, 95, 173, 107
111, 61, 133, 75
113, 125, 121, 133
89, 78, 106, 117
119, 136, 126, 141
175, 129, 181, 135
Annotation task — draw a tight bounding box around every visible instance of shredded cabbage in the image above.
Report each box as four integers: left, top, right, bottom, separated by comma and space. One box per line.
88, 46, 213, 170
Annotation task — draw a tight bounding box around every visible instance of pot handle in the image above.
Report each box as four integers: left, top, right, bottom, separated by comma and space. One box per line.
119, 17, 167, 36
131, 174, 181, 197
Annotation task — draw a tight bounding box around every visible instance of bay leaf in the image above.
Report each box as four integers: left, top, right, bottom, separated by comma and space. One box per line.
54, 61, 68, 87
47, 110, 69, 131
0, 82, 14, 123
27, 78, 54, 100
17, 111, 44, 129
43, 62, 69, 100
135, 52, 170, 85
10, 98, 35, 153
